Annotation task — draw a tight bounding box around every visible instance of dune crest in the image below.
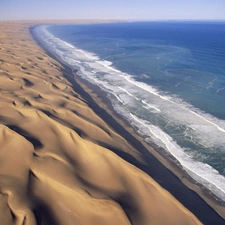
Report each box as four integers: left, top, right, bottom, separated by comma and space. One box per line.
0, 21, 203, 225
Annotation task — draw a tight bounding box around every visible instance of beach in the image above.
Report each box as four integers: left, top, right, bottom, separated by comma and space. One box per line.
0, 20, 224, 225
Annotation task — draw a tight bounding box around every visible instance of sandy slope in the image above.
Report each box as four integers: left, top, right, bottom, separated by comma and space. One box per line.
0, 21, 203, 225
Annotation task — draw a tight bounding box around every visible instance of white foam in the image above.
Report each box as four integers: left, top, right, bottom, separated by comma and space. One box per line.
97, 60, 121, 73
129, 113, 225, 201
141, 100, 160, 112
118, 87, 139, 101
120, 74, 171, 101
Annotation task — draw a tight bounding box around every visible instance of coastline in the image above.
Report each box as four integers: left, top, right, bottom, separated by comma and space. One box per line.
0, 20, 224, 224
30, 22, 225, 222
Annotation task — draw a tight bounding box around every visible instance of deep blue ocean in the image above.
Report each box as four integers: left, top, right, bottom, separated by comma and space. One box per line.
34, 21, 225, 201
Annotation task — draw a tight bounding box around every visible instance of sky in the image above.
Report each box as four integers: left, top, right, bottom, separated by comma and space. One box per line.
0, 0, 225, 21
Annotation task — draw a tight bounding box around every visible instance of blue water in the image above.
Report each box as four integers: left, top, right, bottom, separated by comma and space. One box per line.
34, 21, 225, 201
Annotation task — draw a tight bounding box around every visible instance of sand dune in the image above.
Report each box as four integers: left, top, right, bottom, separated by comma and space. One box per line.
0, 21, 205, 225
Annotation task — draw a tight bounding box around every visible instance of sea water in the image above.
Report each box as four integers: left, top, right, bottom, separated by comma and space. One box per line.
33, 21, 225, 201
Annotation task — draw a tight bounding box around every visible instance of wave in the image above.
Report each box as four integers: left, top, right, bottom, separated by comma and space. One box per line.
129, 113, 225, 201
33, 25, 225, 202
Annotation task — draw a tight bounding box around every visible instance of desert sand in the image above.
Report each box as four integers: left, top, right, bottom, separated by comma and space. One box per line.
0, 20, 221, 225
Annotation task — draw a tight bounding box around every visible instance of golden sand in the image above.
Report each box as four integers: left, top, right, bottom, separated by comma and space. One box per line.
0, 21, 204, 225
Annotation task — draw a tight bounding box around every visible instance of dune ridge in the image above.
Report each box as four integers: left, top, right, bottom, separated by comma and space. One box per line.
0, 20, 215, 225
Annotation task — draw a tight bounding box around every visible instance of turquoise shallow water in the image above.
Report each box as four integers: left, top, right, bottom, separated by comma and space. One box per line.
34, 21, 225, 201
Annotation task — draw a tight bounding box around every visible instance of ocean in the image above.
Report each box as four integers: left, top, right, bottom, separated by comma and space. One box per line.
34, 21, 225, 202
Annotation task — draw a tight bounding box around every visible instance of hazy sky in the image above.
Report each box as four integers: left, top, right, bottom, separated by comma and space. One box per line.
0, 0, 225, 21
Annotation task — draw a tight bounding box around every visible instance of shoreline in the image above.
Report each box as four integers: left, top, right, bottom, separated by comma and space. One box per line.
30, 22, 225, 223
0, 20, 223, 224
